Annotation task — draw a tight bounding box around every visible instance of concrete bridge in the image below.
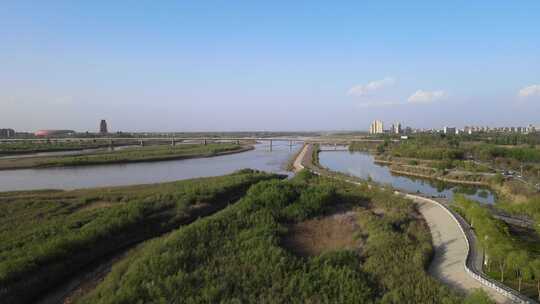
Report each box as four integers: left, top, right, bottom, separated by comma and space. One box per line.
0, 137, 391, 151
0, 137, 309, 151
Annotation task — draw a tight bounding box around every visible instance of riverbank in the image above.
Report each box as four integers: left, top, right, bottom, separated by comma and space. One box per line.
348, 142, 495, 187
0, 170, 280, 304
0, 142, 115, 155
388, 167, 490, 186
296, 144, 522, 303
0, 144, 252, 170
0, 145, 111, 156
372, 159, 492, 186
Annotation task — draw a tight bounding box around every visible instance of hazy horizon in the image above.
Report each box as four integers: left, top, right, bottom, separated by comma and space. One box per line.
2, 1, 539, 132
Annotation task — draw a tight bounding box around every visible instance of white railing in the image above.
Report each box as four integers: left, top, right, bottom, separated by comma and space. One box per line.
406, 195, 534, 303
299, 144, 535, 304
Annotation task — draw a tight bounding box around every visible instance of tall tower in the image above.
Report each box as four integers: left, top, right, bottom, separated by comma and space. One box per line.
100, 119, 108, 134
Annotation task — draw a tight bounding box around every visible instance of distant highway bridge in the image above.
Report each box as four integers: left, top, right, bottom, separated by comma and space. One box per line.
0, 137, 391, 151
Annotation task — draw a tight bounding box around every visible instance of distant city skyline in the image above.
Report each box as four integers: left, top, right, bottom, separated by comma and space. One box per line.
1, 1, 539, 132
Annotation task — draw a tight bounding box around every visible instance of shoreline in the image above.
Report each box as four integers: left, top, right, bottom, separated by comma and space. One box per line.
388, 168, 490, 186
3, 171, 281, 304
0, 145, 115, 156
0, 145, 254, 171
295, 144, 524, 303
374, 157, 491, 187
333, 148, 492, 187
336, 148, 494, 187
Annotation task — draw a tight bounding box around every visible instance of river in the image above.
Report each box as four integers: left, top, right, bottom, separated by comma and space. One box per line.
0, 143, 496, 205
319, 149, 496, 204
0, 142, 302, 192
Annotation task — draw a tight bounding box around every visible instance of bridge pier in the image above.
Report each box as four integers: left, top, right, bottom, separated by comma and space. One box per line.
171, 139, 175, 147
140, 140, 144, 147
109, 139, 114, 149
270, 140, 273, 151
203, 139, 207, 145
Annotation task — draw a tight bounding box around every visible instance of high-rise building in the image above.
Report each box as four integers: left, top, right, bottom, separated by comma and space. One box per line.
443, 126, 456, 135
0, 128, 15, 138
100, 120, 108, 134
369, 120, 384, 134
392, 122, 402, 134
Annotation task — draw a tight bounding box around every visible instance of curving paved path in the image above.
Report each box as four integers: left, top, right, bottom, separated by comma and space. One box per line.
292, 144, 514, 303
411, 196, 511, 303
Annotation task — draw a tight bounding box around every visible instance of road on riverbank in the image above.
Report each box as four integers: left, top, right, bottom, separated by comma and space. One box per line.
293, 143, 514, 303
292, 144, 309, 172
412, 195, 511, 303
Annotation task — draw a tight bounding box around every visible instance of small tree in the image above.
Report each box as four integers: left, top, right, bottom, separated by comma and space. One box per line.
507, 250, 530, 292
491, 242, 511, 282
530, 259, 540, 301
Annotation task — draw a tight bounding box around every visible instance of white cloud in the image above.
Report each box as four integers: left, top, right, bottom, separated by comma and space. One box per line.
356, 100, 402, 108
348, 77, 396, 97
407, 90, 447, 104
518, 84, 540, 98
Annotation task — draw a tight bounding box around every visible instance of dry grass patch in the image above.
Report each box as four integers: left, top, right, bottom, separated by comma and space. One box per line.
78, 201, 116, 212
494, 182, 530, 204
282, 209, 362, 257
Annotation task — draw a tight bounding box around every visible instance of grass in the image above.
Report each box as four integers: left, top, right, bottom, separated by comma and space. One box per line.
0, 141, 111, 154
0, 169, 280, 303
0, 143, 249, 170
39, 143, 246, 166
454, 195, 540, 300
77, 171, 467, 304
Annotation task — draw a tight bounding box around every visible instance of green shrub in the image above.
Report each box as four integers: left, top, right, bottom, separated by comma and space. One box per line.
0, 170, 278, 303
79, 174, 461, 304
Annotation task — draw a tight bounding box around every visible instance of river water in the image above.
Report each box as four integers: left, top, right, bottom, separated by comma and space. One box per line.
319, 149, 495, 204
0, 142, 496, 204
0, 142, 302, 192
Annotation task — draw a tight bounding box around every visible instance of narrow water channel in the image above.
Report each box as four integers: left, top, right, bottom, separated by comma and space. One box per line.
319, 149, 496, 204
0, 142, 302, 192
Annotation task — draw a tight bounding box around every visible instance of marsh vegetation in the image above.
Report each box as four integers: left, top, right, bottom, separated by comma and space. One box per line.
0, 143, 247, 170
0, 170, 278, 303
77, 171, 487, 303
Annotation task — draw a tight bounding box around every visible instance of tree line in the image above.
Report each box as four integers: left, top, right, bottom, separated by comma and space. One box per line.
454, 195, 540, 299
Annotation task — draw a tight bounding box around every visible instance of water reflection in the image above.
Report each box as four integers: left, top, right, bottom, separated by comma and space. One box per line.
319, 150, 495, 204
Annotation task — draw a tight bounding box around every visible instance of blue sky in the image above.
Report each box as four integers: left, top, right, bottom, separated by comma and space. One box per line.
1, 1, 539, 132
